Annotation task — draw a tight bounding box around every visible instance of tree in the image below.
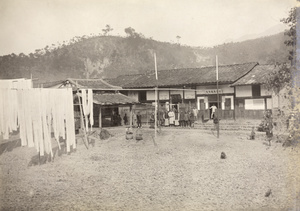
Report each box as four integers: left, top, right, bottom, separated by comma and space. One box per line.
176, 35, 181, 44
125, 27, 136, 37
124, 27, 143, 38
280, 7, 297, 64
266, 7, 297, 91
265, 7, 300, 147
102, 24, 113, 36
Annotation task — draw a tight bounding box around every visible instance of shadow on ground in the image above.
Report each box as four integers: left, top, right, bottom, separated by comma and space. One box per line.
28, 144, 70, 167
0, 139, 21, 156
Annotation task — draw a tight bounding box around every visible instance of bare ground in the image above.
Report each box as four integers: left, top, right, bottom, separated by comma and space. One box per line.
0, 128, 300, 211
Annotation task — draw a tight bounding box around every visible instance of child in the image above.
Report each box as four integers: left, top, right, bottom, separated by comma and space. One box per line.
266, 121, 273, 146
249, 127, 255, 140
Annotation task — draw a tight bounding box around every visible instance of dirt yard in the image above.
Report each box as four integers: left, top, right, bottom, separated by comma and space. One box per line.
0, 128, 299, 211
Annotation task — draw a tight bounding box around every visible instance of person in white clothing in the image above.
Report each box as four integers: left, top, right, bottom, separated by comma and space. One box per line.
210, 104, 217, 119
168, 110, 175, 126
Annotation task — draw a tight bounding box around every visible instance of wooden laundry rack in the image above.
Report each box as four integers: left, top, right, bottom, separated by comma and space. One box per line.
76, 90, 89, 149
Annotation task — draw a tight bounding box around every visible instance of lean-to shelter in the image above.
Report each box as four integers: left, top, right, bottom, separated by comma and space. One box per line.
40, 78, 139, 127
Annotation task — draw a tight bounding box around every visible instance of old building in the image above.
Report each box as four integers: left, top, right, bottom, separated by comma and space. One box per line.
106, 62, 270, 120
231, 64, 280, 119
40, 78, 138, 127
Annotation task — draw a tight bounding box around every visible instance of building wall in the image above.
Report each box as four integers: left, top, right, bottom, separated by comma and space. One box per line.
234, 84, 273, 119
196, 84, 234, 95
146, 90, 155, 101
124, 84, 277, 120
184, 87, 196, 99
244, 99, 265, 110
261, 85, 271, 96
128, 91, 139, 101
159, 90, 169, 100
236, 85, 252, 97
170, 90, 183, 98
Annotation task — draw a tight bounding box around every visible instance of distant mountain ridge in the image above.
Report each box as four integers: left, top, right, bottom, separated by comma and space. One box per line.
0, 32, 290, 83
224, 24, 287, 43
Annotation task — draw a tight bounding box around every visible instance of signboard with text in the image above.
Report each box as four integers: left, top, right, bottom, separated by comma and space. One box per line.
205, 89, 223, 94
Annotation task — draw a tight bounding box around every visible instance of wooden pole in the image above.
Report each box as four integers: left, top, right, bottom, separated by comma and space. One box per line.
130, 105, 133, 127
77, 91, 89, 149
154, 53, 158, 140
216, 55, 220, 139
155, 87, 158, 138
99, 105, 102, 129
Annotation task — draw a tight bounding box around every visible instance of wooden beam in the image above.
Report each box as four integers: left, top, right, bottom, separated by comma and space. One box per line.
77, 92, 89, 149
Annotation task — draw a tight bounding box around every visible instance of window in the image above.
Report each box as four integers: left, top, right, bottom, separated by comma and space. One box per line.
200, 99, 205, 110
170, 94, 182, 103
252, 85, 261, 97
225, 98, 231, 110
139, 91, 146, 101
245, 99, 265, 110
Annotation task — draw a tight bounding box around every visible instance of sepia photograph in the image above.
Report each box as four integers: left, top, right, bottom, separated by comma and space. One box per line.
0, 0, 299, 210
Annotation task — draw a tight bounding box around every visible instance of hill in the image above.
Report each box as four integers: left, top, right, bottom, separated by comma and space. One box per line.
195, 32, 290, 66
0, 32, 290, 83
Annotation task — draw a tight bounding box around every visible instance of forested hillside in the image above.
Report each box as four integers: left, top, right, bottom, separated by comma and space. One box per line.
196, 32, 289, 65
0, 32, 290, 83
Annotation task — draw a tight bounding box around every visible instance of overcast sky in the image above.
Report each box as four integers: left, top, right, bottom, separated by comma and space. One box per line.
0, 0, 297, 56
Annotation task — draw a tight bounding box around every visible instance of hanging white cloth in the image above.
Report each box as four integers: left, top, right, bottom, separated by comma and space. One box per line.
0, 87, 76, 155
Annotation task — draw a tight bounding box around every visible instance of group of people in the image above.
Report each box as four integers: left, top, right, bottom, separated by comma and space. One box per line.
111, 112, 122, 126
116, 107, 199, 128
123, 112, 142, 128
150, 108, 198, 128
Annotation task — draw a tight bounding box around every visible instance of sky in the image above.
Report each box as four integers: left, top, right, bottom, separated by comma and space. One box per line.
0, 0, 297, 56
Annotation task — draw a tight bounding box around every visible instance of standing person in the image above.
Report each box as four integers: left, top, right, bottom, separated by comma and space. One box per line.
111, 111, 115, 126
149, 112, 155, 128
117, 114, 122, 126
184, 111, 189, 127
210, 104, 217, 119
193, 107, 198, 121
179, 110, 185, 127
123, 113, 128, 125
132, 111, 137, 127
137, 112, 142, 128
190, 111, 195, 128
164, 110, 169, 126
265, 110, 273, 146
174, 109, 179, 126
168, 109, 175, 126
159, 110, 164, 126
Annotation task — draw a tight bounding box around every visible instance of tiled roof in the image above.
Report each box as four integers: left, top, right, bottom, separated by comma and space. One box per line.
91, 93, 139, 105
231, 64, 279, 86
105, 74, 144, 87
104, 62, 258, 88
68, 78, 121, 89
37, 80, 65, 88
43, 78, 121, 90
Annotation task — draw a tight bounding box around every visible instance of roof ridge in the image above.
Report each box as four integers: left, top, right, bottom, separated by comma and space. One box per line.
98, 78, 122, 89
39, 79, 65, 85
149, 62, 258, 74
104, 73, 146, 80
107, 62, 260, 79
67, 78, 107, 81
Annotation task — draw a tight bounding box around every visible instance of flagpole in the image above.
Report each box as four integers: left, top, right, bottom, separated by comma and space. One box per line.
216, 55, 220, 139
154, 53, 158, 140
